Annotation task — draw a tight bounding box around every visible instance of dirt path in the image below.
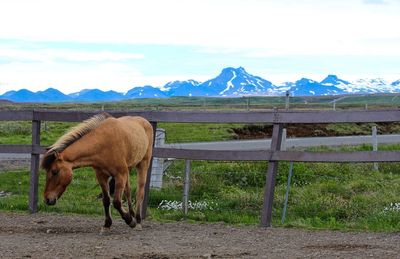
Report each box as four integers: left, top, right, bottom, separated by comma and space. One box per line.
0, 212, 398, 258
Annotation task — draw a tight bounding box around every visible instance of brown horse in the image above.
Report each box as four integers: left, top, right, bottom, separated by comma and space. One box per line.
41, 113, 154, 233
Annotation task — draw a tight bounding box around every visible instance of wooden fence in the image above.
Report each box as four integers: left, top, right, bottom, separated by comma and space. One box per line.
1, 109, 400, 227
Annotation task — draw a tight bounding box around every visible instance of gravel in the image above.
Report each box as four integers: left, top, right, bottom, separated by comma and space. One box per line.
0, 212, 399, 258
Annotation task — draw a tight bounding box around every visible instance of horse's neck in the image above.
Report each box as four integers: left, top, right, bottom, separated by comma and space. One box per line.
62, 137, 98, 169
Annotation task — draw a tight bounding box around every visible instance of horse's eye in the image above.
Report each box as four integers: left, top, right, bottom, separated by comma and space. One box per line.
51, 170, 59, 176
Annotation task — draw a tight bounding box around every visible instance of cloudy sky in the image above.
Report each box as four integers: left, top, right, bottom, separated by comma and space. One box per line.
0, 0, 399, 94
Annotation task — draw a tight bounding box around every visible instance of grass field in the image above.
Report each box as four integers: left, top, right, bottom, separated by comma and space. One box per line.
1, 93, 399, 111
0, 155, 399, 231
0, 95, 399, 231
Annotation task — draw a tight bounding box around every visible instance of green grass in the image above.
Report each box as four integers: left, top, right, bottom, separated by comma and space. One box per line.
1, 156, 399, 231
158, 123, 241, 143
2, 93, 399, 111
0, 121, 242, 145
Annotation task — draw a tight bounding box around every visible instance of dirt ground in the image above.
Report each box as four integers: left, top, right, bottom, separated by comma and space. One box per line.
232, 122, 400, 139
0, 212, 399, 259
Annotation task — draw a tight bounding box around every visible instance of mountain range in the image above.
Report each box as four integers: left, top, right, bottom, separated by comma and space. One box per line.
1, 67, 399, 102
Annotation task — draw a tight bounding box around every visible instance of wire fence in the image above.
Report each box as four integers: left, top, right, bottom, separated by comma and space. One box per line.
148, 159, 400, 226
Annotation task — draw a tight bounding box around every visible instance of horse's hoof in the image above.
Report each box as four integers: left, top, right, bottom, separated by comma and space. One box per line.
128, 217, 137, 228
100, 227, 111, 235
135, 223, 142, 231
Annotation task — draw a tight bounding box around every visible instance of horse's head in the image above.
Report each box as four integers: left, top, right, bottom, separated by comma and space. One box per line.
41, 151, 73, 206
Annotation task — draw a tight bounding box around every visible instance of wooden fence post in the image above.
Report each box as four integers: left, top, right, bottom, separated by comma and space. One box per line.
29, 117, 41, 213
261, 123, 284, 227
141, 121, 158, 219
285, 91, 290, 110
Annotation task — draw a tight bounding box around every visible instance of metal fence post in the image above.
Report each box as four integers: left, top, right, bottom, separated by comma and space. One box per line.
261, 123, 284, 227
182, 160, 191, 217
141, 121, 158, 219
28, 117, 41, 213
279, 128, 294, 224
281, 162, 294, 224
372, 126, 379, 171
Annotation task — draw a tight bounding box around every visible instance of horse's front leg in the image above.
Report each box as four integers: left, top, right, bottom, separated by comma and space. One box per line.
95, 170, 113, 234
113, 173, 136, 228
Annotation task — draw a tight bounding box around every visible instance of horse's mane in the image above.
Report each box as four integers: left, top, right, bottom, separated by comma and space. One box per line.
41, 112, 112, 170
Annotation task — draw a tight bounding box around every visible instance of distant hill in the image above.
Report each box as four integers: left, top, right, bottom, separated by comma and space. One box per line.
1, 67, 399, 102
69, 89, 124, 102
125, 86, 168, 99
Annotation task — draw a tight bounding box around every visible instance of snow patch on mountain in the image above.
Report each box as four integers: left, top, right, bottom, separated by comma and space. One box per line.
221, 70, 237, 95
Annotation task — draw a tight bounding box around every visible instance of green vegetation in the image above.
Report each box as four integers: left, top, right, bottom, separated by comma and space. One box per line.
0, 156, 399, 231
0, 95, 399, 232
1, 93, 399, 111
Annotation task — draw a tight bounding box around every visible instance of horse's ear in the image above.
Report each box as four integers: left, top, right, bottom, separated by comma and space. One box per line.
41, 151, 56, 171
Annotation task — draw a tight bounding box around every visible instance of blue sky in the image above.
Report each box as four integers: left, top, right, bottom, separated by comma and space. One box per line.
0, 0, 399, 94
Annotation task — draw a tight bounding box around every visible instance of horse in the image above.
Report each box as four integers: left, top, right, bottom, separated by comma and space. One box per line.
40, 113, 154, 233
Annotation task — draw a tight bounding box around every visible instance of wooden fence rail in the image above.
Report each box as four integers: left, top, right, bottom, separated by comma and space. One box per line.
0, 109, 399, 227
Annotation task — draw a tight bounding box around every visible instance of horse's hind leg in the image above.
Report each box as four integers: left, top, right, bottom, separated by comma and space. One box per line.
135, 155, 151, 229
95, 169, 113, 233
112, 169, 136, 228
124, 172, 137, 228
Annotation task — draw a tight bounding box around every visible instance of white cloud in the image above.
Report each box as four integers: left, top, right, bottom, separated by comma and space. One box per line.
0, 61, 141, 94
0, 0, 399, 56
0, 47, 144, 62
0, 59, 209, 94
0, 0, 399, 94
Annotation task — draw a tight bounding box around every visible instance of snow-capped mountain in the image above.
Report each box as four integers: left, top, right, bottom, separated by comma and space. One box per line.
201, 67, 275, 96
164, 80, 214, 97
320, 75, 350, 86
69, 89, 124, 102
342, 78, 398, 94
0, 67, 399, 102
288, 75, 399, 96
125, 85, 167, 98
392, 80, 400, 87
289, 78, 345, 96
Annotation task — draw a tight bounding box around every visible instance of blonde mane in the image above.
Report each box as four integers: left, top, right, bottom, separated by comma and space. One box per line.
41, 112, 112, 170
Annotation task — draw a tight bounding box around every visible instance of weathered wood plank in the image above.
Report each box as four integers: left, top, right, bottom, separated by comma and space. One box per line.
33, 110, 276, 123
276, 110, 400, 123
0, 109, 398, 124
272, 150, 400, 162
261, 123, 284, 227
153, 147, 271, 161
29, 120, 41, 213
0, 110, 32, 121
0, 145, 32, 153
2, 145, 399, 163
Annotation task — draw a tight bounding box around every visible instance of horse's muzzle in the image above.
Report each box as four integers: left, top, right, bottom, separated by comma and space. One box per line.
44, 198, 57, 206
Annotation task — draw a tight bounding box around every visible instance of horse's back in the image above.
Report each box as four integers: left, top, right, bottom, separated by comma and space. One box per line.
116, 116, 153, 141
109, 116, 153, 166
